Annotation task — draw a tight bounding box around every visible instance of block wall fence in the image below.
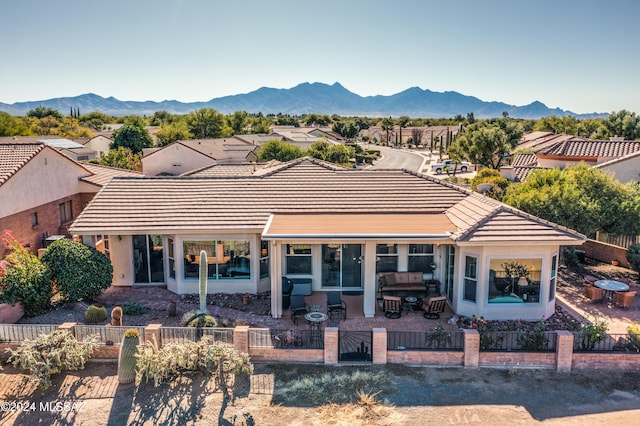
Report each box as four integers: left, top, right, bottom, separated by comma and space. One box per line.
1, 323, 639, 372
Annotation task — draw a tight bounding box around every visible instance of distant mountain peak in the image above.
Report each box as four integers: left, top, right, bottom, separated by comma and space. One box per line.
0, 82, 605, 119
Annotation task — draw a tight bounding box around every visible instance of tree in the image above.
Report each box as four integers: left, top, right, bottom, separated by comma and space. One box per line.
0, 112, 32, 136
470, 168, 511, 201
381, 117, 394, 146
0, 231, 52, 316
448, 119, 523, 169
78, 111, 112, 132
227, 111, 249, 135
249, 116, 271, 134
149, 110, 173, 126
533, 115, 578, 135
396, 116, 410, 147
257, 139, 304, 162
602, 110, 640, 140
186, 108, 228, 139
307, 140, 331, 161
332, 120, 359, 139
99, 147, 142, 170
411, 128, 423, 147
503, 164, 640, 237
26, 105, 62, 120
41, 239, 113, 302
56, 117, 93, 138
110, 123, 153, 153
155, 121, 192, 146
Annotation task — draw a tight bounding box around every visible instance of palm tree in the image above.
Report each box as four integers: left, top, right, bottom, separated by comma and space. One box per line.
381, 117, 394, 146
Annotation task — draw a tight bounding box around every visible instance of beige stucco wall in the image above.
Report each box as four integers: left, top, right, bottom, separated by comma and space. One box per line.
453, 244, 559, 321
598, 157, 640, 183
85, 136, 112, 159
0, 147, 96, 218
142, 144, 214, 176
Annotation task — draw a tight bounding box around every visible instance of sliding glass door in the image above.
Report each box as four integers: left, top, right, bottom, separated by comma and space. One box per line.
133, 235, 165, 284
321, 244, 363, 288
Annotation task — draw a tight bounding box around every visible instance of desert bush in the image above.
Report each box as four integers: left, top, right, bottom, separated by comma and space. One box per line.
628, 322, 640, 352
122, 301, 146, 316
136, 336, 252, 387
0, 231, 52, 316
627, 243, 640, 273
7, 330, 97, 391
85, 303, 107, 323
41, 238, 113, 302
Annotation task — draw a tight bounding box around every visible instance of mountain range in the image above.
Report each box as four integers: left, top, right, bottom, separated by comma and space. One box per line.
0, 82, 605, 119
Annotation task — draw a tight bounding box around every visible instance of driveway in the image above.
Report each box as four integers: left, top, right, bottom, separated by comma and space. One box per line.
366, 145, 425, 172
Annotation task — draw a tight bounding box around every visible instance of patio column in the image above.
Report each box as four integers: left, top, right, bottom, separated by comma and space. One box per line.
270, 241, 283, 318
363, 241, 377, 318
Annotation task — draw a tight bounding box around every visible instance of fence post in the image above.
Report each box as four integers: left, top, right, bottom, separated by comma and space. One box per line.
234, 326, 249, 353
372, 328, 387, 365
144, 323, 163, 347
463, 329, 479, 367
58, 322, 77, 337
324, 327, 339, 365
555, 330, 574, 372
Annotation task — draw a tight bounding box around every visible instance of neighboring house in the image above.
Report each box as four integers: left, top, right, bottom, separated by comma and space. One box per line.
70, 158, 585, 321
0, 141, 139, 258
75, 135, 112, 159
141, 137, 259, 176
503, 133, 640, 183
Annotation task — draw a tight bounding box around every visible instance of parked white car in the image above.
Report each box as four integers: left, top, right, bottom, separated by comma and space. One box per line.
431, 159, 471, 174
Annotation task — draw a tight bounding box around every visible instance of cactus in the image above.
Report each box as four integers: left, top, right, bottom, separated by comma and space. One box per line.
118, 329, 140, 384
85, 304, 107, 323
110, 306, 123, 326
199, 250, 208, 314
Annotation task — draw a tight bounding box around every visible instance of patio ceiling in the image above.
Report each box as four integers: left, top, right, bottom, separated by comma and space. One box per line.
261, 213, 455, 240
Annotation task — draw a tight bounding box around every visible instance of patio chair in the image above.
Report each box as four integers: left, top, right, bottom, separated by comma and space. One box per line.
421, 295, 447, 319
584, 285, 603, 303
382, 295, 402, 319
614, 291, 636, 309
290, 295, 310, 326
583, 275, 598, 285
327, 291, 347, 321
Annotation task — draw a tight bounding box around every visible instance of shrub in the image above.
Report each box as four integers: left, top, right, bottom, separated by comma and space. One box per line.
41, 238, 113, 302
575, 318, 608, 350
122, 301, 146, 316
187, 314, 218, 328
0, 231, 52, 316
7, 330, 97, 391
85, 303, 107, 323
628, 322, 640, 352
627, 243, 640, 273
136, 336, 253, 387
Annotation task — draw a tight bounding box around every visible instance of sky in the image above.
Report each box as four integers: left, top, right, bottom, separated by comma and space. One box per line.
1, 0, 639, 114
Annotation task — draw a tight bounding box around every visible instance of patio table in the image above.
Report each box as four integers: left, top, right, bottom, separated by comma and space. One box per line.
594, 280, 629, 304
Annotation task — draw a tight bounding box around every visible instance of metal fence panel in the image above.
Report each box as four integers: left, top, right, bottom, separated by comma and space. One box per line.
249, 328, 323, 350
339, 330, 372, 362
573, 332, 640, 353
0, 324, 59, 344
478, 331, 557, 352
387, 330, 465, 351
74, 325, 146, 345
160, 327, 234, 345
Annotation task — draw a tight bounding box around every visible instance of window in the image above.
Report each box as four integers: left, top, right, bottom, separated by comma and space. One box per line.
285, 244, 312, 275
168, 238, 175, 279
102, 235, 110, 259
259, 240, 269, 279
376, 244, 398, 273
549, 255, 557, 302
463, 256, 477, 303
183, 240, 251, 280
488, 258, 542, 303
30, 212, 38, 227
59, 200, 73, 224
408, 244, 435, 272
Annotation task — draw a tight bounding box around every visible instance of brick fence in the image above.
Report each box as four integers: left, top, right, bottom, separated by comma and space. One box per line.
582, 239, 630, 268
1, 323, 639, 371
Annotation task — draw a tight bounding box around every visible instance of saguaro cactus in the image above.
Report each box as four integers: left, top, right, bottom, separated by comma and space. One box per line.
199, 250, 208, 314
118, 329, 140, 384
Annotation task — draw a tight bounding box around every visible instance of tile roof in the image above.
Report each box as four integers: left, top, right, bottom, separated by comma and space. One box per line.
70, 158, 585, 244
511, 153, 539, 167
181, 161, 282, 177
0, 143, 45, 187
80, 163, 143, 186
537, 137, 640, 159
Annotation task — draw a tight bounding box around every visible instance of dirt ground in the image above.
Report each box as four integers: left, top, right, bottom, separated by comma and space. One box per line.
1, 362, 640, 425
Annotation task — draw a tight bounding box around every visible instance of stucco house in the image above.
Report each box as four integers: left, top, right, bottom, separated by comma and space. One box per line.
0, 140, 139, 258
70, 158, 585, 321
503, 133, 640, 183
141, 137, 259, 176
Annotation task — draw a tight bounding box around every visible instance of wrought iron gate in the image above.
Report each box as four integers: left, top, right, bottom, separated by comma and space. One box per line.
338, 330, 372, 362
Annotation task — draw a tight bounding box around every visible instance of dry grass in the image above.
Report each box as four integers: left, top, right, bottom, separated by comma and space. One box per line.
314, 390, 403, 426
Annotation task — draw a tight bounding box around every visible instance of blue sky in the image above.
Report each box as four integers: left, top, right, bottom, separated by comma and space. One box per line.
1, 0, 638, 114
